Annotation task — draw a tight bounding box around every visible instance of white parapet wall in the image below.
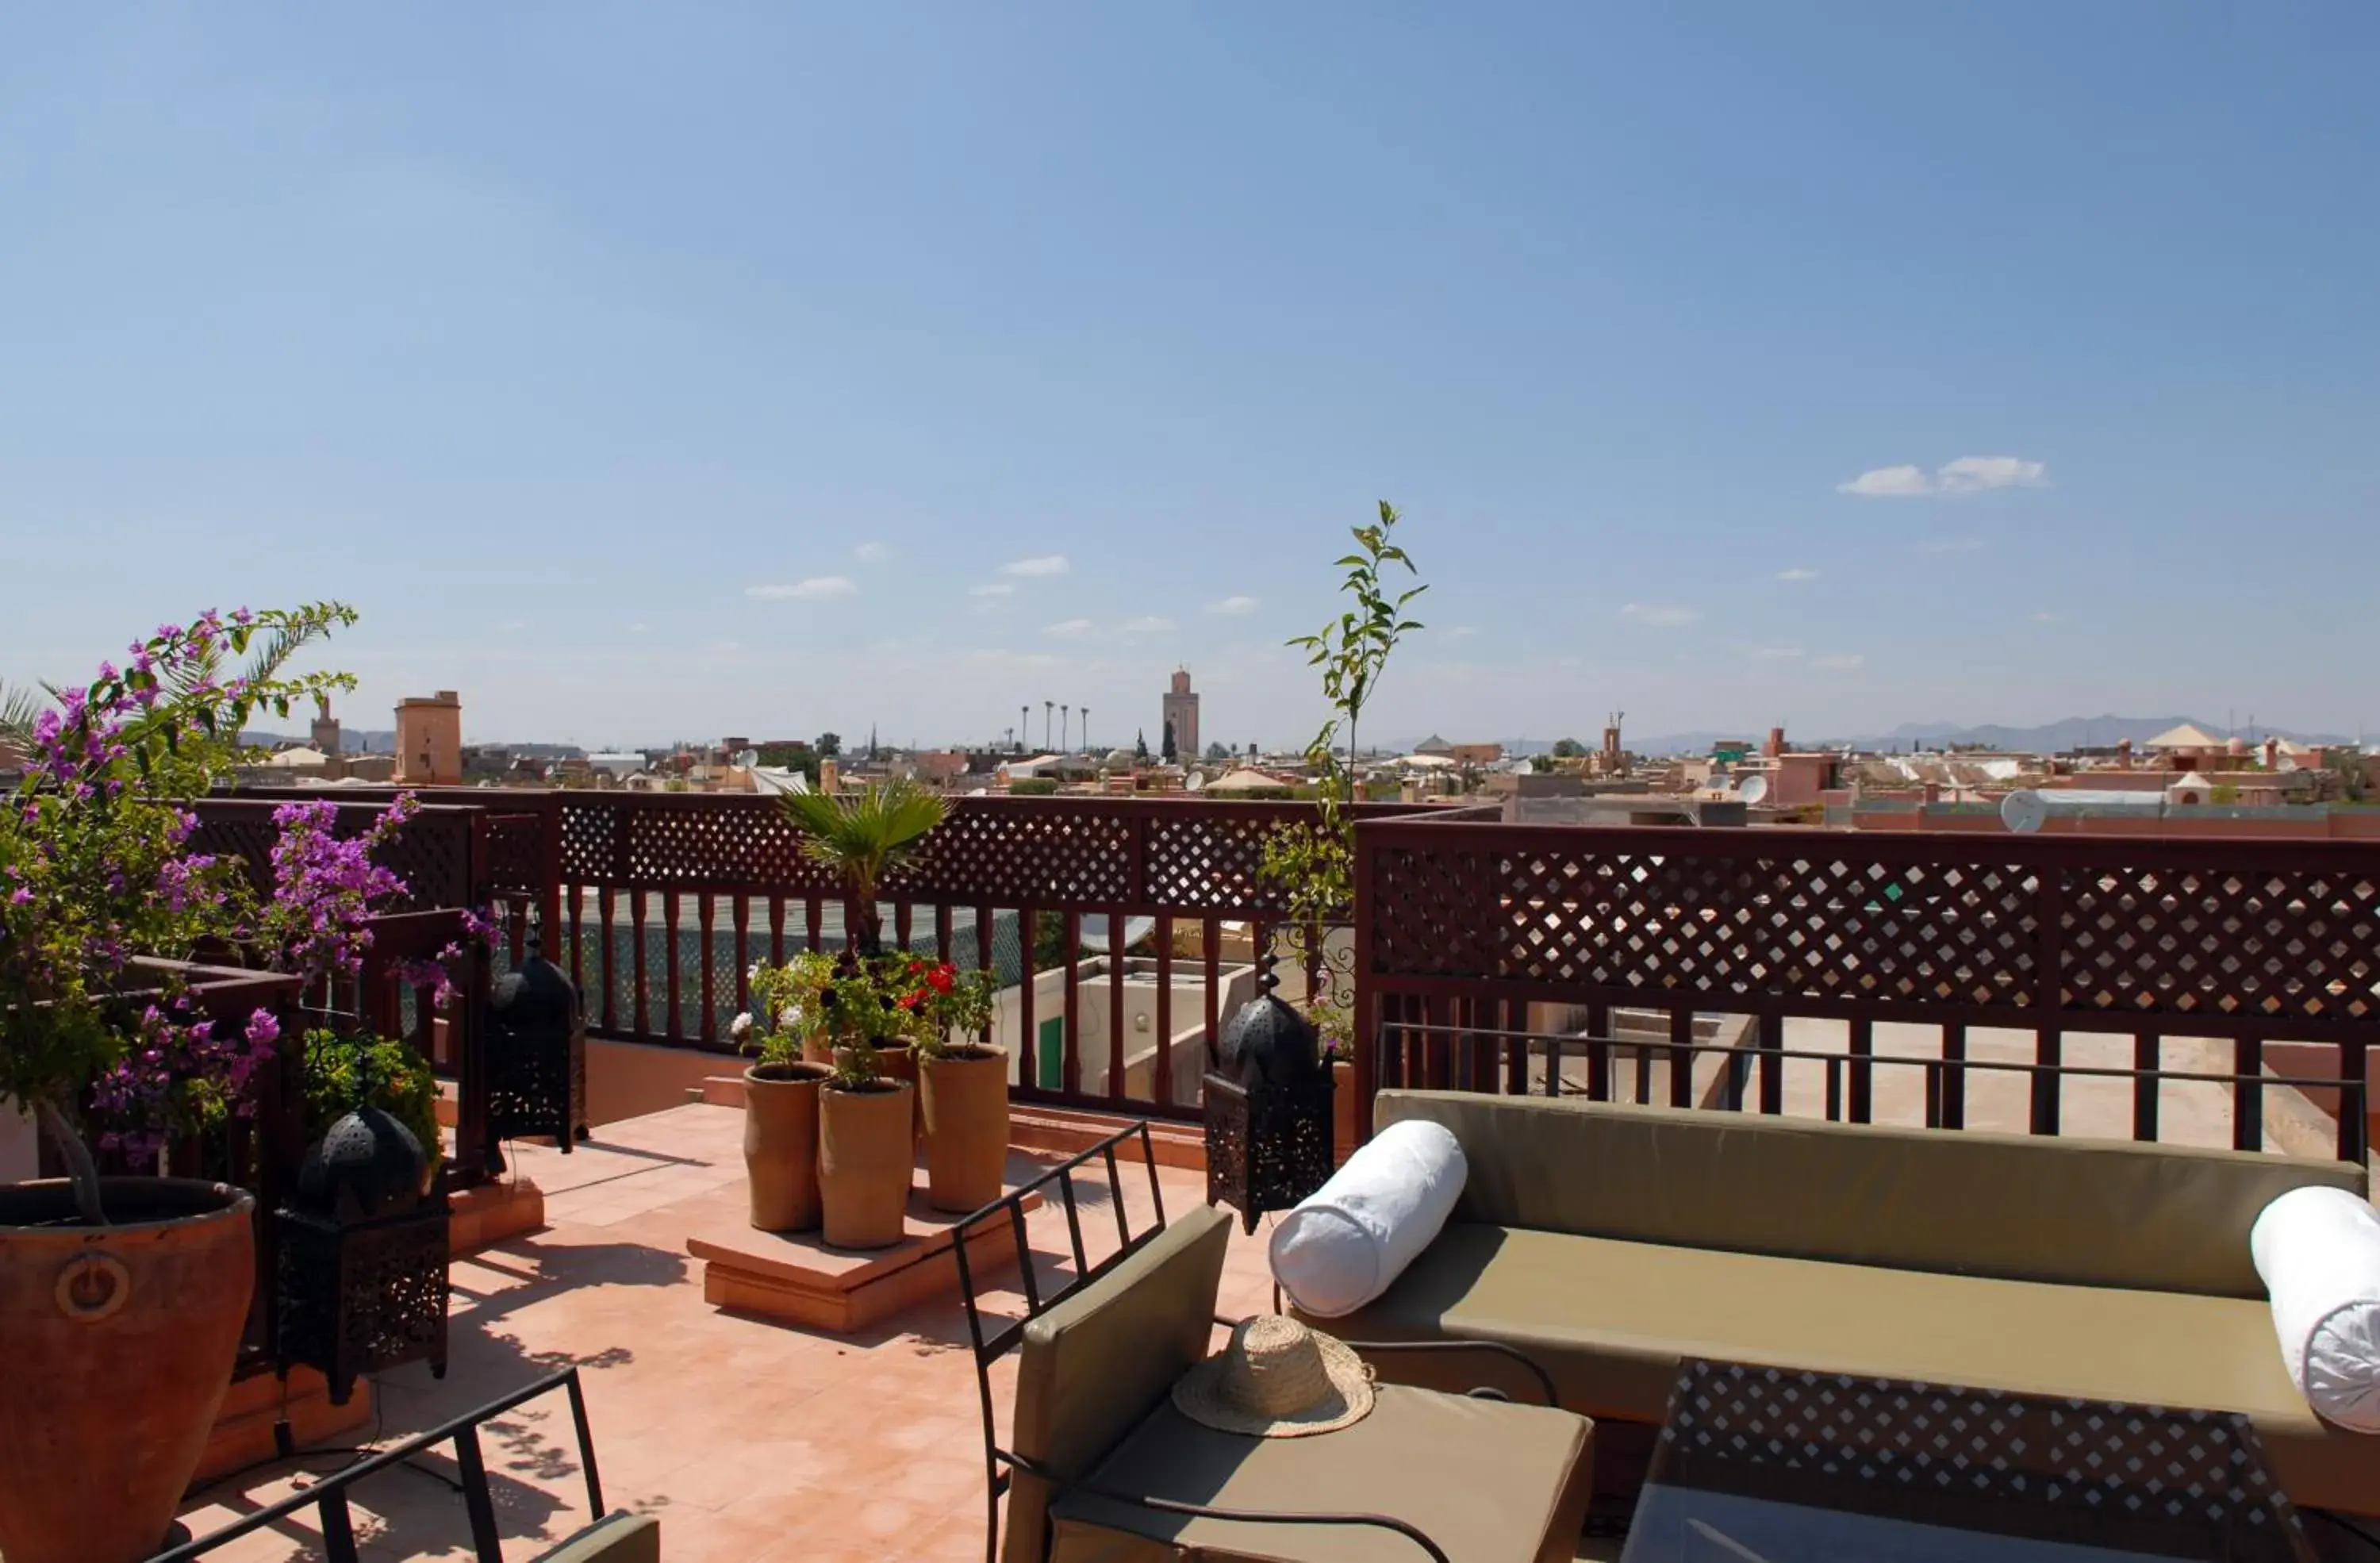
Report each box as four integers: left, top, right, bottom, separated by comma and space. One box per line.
991, 955, 1257, 1109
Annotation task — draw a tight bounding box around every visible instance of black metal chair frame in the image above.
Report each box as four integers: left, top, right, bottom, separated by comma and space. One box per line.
147, 1368, 608, 1563
950, 1122, 1562, 1563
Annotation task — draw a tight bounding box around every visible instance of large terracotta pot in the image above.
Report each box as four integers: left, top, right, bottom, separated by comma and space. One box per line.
743, 1063, 831, 1232
0, 1177, 257, 1563
817, 1081, 915, 1249
920, 1046, 1010, 1214
875, 1042, 923, 1142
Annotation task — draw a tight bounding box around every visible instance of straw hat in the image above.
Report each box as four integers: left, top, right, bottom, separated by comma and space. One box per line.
1171, 1315, 1376, 1438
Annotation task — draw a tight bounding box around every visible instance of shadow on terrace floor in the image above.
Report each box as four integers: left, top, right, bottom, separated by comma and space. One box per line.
176, 1104, 1261, 1563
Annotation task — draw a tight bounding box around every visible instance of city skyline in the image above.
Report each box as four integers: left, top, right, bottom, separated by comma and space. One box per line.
5, 6, 2376, 747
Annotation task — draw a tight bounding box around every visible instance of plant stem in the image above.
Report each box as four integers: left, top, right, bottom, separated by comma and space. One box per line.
33, 1097, 107, 1226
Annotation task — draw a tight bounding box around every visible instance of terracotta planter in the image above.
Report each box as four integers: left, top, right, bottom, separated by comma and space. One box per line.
0, 1177, 257, 1563
743, 1063, 831, 1232
1331, 1058, 1358, 1166
801, 1035, 833, 1067
876, 1042, 923, 1142
817, 1081, 915, 1249
920, 1046, 1010, 1214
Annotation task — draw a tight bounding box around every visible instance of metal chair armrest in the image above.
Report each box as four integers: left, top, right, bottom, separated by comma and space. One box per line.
1336, 1338, 1561, 1407
999, 1447, 1451, 1563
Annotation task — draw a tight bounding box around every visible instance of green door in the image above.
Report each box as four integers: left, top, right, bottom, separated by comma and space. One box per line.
1038, 1017, 1064, 1087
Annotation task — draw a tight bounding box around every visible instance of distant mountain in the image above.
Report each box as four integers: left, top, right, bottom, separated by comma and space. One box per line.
238, 728, 584, 759
241, 727, 394, 753
1628, 715, 2355, 757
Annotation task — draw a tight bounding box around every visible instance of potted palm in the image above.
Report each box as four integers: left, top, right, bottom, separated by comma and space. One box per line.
732, 953, 834, 1232
0, 605, 360, 1563
778, 781, 949, 1246
901, 957, 1004, 1212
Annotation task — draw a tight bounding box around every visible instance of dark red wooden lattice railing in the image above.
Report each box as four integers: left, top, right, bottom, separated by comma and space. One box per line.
1353, 816, 2380, 1162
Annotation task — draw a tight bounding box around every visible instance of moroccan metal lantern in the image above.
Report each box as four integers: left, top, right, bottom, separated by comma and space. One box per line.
486, 924, 587, 1157
1205, 994, 1336, 1233
273, 1100, 451, 1406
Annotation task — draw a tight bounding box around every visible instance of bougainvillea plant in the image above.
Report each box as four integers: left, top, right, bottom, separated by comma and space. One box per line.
0, 604, 365, 1223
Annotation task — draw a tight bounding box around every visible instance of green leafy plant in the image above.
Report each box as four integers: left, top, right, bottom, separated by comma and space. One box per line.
896, 955, 995, 1060
1258, 502, 1426, 1062
736, 948, 986, 1088
777, 779, 947, 957
736, 950, 836, 1067
299, 1029, 442, 1184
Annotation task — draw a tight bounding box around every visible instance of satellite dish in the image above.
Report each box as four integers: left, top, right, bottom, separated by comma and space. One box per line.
1185, 772, 1206, 792
2001, 791, 2050, 834
1079, 914, 1157, 954
1733, 774, 1769, 805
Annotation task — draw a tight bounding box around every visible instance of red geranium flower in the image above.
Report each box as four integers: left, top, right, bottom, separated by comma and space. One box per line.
927, 964, 954, 993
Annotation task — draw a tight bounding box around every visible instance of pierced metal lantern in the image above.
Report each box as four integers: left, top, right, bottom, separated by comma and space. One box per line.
274, 1104, 450, 1406
1205, 996, 1335, 1234
487, 926, 587, 1154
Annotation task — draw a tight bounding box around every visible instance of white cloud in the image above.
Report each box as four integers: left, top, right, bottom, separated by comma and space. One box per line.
628, 623, 650, 633
1207, 595, 1261, 616
497, 619, 528, 633
1837, 464, 1934, 498
1839, 455, 2050, 499
2031, 609, 2063, 622
854, 542, 889, 565
1813, 653, 1866, 670
967, 582, 1016, 598
1443, 625, 1479, 640
747, 576, 858, 601
1117, 616, 1174, 636
1000, 555, 1071, 578
1042, 618, 1096, 638
1621, 602, 1700, 628
1915, 538, 1987, 555
1775, 566, 1821, 582
1937, 455, 2049, 496
1751, 646, 1803, 660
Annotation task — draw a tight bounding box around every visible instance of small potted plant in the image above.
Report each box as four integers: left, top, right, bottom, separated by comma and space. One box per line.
900, 956, 1003, 1212
812, 951, 917, 1248
732, 953, 834, 1232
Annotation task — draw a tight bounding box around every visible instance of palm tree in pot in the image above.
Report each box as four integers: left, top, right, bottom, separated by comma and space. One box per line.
777, 778, 946, 959
777, 781, 949, 1246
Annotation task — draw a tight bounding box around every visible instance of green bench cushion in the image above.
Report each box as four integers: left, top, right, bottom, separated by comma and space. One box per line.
1314, 1221, 2380, 1516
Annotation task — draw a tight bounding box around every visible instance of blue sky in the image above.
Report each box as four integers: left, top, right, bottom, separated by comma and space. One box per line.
3, 5, 2375, 750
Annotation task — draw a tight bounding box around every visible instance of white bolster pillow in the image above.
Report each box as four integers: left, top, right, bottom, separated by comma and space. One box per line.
1269, 1119, 1467, 1318
2251, 1185, 2380, 1433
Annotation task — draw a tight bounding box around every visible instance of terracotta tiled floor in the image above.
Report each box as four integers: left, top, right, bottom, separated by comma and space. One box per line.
174, 1104, 1276, 1563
